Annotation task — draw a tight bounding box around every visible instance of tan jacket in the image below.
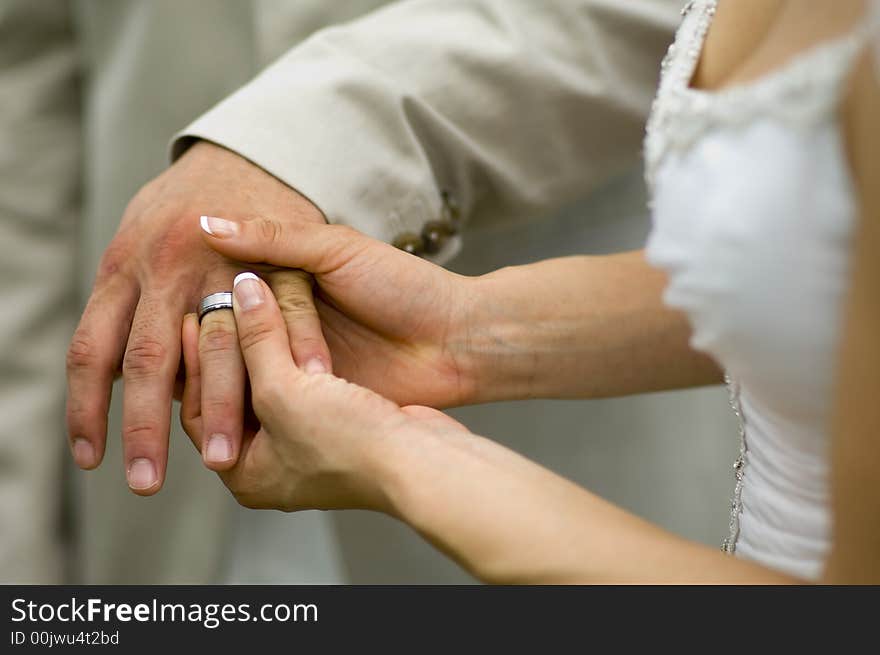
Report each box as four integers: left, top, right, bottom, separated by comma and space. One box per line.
173, 0, 680, 254
0, 0, 682, 583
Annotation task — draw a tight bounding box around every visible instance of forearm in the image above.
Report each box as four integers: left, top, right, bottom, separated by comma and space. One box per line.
375, 425, 797, 584
459, 250, 722, 403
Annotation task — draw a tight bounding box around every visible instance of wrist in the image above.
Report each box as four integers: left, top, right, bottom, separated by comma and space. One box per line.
367, 418, 488, 531
453, 269, 540, 404
362, 421, 451, 521
440, 274, 484, 406
363, 419, 556, 584
188, 139, 328, 227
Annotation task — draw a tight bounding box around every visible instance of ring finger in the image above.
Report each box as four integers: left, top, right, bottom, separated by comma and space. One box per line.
197, 306, 245, 470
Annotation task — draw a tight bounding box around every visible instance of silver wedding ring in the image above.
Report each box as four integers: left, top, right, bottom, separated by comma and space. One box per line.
198, 292, 234, 323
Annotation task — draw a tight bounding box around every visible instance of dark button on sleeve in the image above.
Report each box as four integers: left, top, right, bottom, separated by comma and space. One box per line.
420, 220, 457, 254
392, 232, 425, 256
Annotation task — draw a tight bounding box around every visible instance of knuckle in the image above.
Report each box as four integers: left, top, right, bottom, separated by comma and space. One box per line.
121, 421, 160, 442
123, 337, 168, 378
237, 320, 277, 353
278, 295, 316, 316
199, 321, 237, 355
271, 272, 317, 317
95, 240, 133, 282
257, 217, 283, 245
203, 396, 235, 416
147, 223, 192, 275
269, 269, 312, 291
66, 332, 100, 372
121, 177, 162, 219
320, 225, 369, 270
66, 403, 95, 432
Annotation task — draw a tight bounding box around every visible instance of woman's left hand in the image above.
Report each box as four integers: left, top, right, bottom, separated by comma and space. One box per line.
181, 272, 466, 512
182, 275, 793, 585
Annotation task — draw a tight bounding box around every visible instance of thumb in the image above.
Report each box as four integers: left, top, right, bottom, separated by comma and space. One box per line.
230, 272, 299, 404
200, 214, 377, 276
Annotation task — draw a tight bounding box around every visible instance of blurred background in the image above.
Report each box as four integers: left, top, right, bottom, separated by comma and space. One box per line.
0, 0, 737, 585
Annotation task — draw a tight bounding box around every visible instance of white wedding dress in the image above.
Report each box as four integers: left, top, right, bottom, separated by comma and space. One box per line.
644, 0, 879, 580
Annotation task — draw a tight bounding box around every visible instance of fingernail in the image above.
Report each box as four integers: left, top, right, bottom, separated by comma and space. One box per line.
127, 458, 157, 490
233, 272, 263, 310
200, 215, 239, 238
72, 438, 95, 468
304, 358, 327, 375
205, 433, 233, 464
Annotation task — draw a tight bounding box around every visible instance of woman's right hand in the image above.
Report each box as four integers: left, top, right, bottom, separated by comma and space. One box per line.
199, 215, 479, 408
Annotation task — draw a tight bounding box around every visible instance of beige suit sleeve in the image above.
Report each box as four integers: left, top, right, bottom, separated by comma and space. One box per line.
172, 0, 680, 250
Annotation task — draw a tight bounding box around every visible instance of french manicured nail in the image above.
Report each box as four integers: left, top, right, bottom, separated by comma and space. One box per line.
205, 433, 233, 464
200, 215, 239, 238
304, 358, 328, 375
233, 272, 263, 310
72, 438, 95, 468
127, 458, 157, 490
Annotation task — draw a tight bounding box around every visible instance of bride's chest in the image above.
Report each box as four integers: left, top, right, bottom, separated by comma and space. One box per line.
648, 117, 856, 423
643, 0, 864, 422
648, 119, 856, 417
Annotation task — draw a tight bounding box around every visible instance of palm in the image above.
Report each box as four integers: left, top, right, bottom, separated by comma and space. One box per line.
316, 296, 466, 408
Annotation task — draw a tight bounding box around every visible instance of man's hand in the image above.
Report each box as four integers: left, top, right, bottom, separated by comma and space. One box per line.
65, 141, 329, 494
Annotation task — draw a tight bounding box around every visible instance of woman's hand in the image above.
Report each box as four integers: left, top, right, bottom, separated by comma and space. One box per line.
181, 272, 467, 512
200, 216, 480, 409
180, 274, 791, 585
